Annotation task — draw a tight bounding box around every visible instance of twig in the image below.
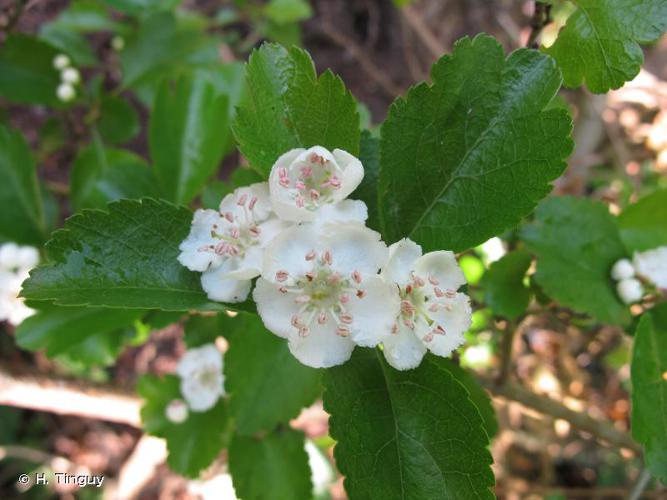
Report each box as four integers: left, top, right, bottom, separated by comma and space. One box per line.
319, 22, 403, 98
628, 469, 653, 500
400, 4, 446, 60
526, 1, 552, 48
484, 380, 642, 453
0, 368, 141, 427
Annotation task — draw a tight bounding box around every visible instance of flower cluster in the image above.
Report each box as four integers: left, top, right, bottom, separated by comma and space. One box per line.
165, 343, 225, 423
0, 243, 39, 326
611, 246, 667, 304
179, 146, 472, 369
52, 54, 81, 103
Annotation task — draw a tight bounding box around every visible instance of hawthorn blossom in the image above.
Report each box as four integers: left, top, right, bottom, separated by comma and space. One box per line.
0, 243, 39, 326
176, 344, 225, 412
268, 146, 365, 223
178, 183, 287, 302
253, 222, 399, 368
611, 258, 635, 281
165, 399, 189, 424
633, 246, 667, 290
380, 239, 472, 371
616, 278, 644, 304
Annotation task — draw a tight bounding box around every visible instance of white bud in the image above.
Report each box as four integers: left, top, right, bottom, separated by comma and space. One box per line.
616, 278, 644, 304
611, 258, 635, 281
56, 83, 76, 102
52, 54, 70, 70
0, 243, 20, 268
165, 399, 189, 423
61, 67, 80, 85
111, 36, 125, 51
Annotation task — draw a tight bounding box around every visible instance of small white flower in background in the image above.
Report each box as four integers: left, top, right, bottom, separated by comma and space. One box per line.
52, 54, 70, 70
253, 222, 399, 368
165, 399, 189, 424
56, 83, 76, 102
611, 258, 635, 281
111, 36, 125, 51
176, 344, 225, 412
633, 246, 667, 290
379, 238, 472, 371
479, 237, 506, 264
268, 146, 366, 223
616, 278, 644, 304
0, 243, 39, 326
178, 182, 288, 303
61, 67, 81, 85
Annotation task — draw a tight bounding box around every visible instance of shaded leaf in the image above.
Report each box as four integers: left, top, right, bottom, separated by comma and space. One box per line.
617, 189, 667, 253
98, 95, 141, 145
482, 250, 532, 320
351, 130, 381, 232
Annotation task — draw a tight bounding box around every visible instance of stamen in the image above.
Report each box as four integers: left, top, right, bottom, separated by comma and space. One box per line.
434, 325, 446, 335
228, 245, 240, 256
322, 250, 332, 266
249, 225, 261, 237
295, 295, 311, 304
230, 227, 240, 239
279, 286, 288, 294
318, 311, 327, 324
305, 250, 316, 261
336, 326, 350, 337
351, 270, 362, 284
356, 289, 366, 299
305, 271, 315, 281
428, 275, 439, 285
214, 242, 228, 255
310, 189, 320, 200
295, 195, 305, 208
433, 287, 445, 298
237, 194, 248, 206
224, 212, 234, 223
295, 180, 306, 190
299, 326, 310, 337
340, 293, 350, 304
328, 272, 341, 285
403, 318, 415, 329
391, 323, 399, 334
279, 177, 290, 188
340, 313, 353, 324
423, 333, 434, 343
301, 165, 313, 178
429, 303, 440, 312
278, 167, 288, 178
291, 315, 300, 327
445, 289, 457, 298
275, 270, 289, 282
405, 284, 413, 294
413, 275, 425, 287
401, 300, 415, 315
248, 196, 258, 210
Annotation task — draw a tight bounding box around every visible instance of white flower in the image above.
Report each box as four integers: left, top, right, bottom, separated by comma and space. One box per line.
611, 258, 635, 281
253, 222, 399, 368
379, 239, 472, 371
616, 278, 644, 304
268, 146, 364, 223
165, 399, 189, 423
633, 246, 667, 289
61, 67, 80, 85
176, 344, 225, 412
56, 83, 75, 102
52, 54, 70, 70
479, 237, 506, 264
0, 243, 39, 326
178, 183, 288, 303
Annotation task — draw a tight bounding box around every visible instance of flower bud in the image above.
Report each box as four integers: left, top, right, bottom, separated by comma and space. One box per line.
165, 399, 189, 423
52, 54, 70, 70
611, 258, 635, 281
61, 67, 80, 85
56, 83, 76, 102
616, 278, 643, 304
111, 36, 125, 51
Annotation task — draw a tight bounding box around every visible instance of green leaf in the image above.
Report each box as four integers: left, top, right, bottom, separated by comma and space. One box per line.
545, 0, 667, 93
351, 130, 381, 232
98, 95, 141, 145
521, 196, 630, 325
482, 250, 532, 320
21, 198, 228, 312
183, 314, 221, 348
103, 0, 181, 16
70, 143, 156, 210
229, 428, 313, 500
201, 167, 264, 209
323, 349, 494, 499
631, 304, 667, 482
0, 125, 47, 245
264, 0, 313, 25
149, 75, 228, 204
379, 34, 572, 252
16, 306, 144, 365
48, 0, 124, 33
139, 374, 230, 477
224, 313, 321, 435
618, 189, 667, 253
233, 43, 360, 177
0, 35, 61, 106
39, 25, 96, 67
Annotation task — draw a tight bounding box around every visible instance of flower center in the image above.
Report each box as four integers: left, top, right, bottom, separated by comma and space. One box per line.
201, 194, 262, 258
278, 153, 342, 210
195, 368, 221, 389
275, 249, 365, 338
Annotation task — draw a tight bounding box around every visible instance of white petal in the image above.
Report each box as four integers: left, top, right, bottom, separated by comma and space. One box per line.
257, 218, 292, 247
15, 246, 39, 269
269, 148, 313, 222
382, 324, 427, 370
176, 344, 222, 378
262, 224, 318, 280
325, 223, 387, 275
225, 247, 263, 280
253, 278, 301, 338
180, 376, 223, 412
345, 275, 400, 347
219, 182, 272, 221
414, 250, 466, 291
200, 265, 251, 303
427, 293, 472, 357
315, 199, 368, 225
633, 246, 667, 289
287, 321, 356, 368
332, 149, 364, 201
178, 209, 223, 272
616, 278, 644, 304
611, 258, 635, 281
0, 243, 20, 269
382, 238, 423, 287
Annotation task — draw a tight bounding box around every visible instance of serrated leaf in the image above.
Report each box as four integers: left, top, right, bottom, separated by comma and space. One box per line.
70, 143, 156, 210
618, 189, 667, 253
379, 34, 572, 252
0, 125, 47, 245
201, 167, 264, 210
351, 130, 381, 232
16, 306, 144, 365
98, 94, 141, 145
233, 43, 360, 177
545, 0, 667, 93
229, 428, 313, 500
224, 313, 321, 435
39, 25, 96, 66
150, 75, 229, 204
323, 349, 494, 499
631, 304, 667, 482
482, 250, 532, 320
521, 196, 630, 325
0, 35, 61, 106
21, 198, 228, 312
139, 374, 230, 477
